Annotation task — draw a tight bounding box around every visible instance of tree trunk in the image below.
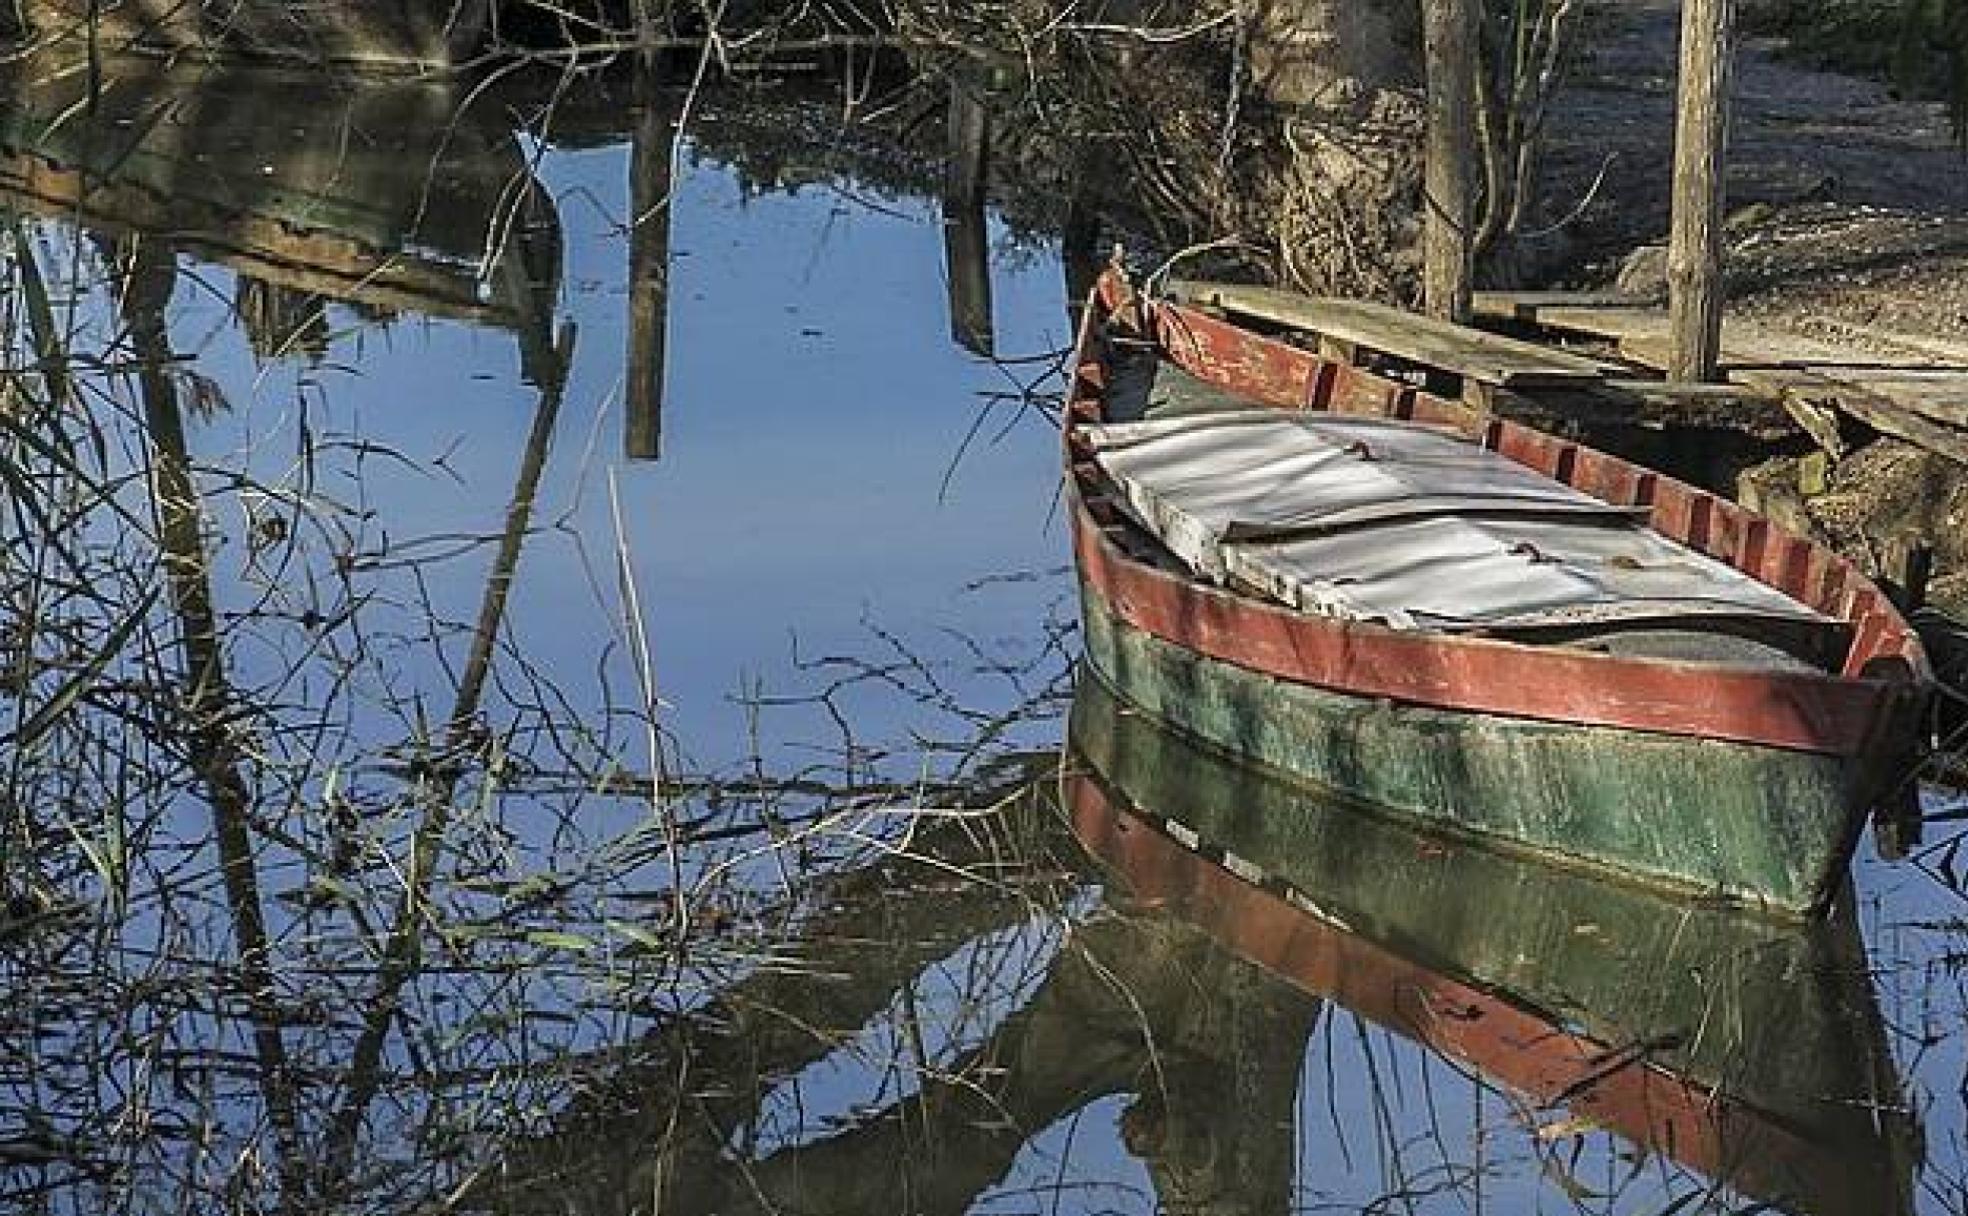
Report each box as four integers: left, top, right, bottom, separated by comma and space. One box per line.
1668, 0, 1735, 382
1421, 0, 1478, 322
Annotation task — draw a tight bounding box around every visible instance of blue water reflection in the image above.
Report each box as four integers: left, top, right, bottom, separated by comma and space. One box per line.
170, 134, 1073, 781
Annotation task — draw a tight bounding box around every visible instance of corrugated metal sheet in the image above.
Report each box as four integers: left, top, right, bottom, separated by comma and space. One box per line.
1089, 408, 1836, 638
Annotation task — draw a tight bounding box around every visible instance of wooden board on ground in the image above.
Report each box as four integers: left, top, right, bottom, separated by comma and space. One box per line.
1472, 290, 1657, 323
1808, 318, 1968, 367
1498, 296, 1968, 465
1169, 280, 1625, 388
1806, 369, 1968, 428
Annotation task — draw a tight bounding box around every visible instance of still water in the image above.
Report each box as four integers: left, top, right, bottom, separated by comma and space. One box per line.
3, 50, 1967, 1216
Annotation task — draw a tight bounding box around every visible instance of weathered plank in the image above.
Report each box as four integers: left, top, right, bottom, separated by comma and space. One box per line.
1807, 369, 1968, 428
1591, 379, 1798, 438
1754, 374, 1858, 458
1801, 381, 1968, 466
1497, 306, 1858, 452
1807, 318, 1968, 367
1521, 301, 1968, 461
1170, 281, 1623, 387
1531, 304, 1683, 349
1472, 290, 1654, 324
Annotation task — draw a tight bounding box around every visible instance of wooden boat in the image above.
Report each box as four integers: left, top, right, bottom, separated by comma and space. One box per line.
1067, 672, 1923, 1215
1064, 269, 1932, 916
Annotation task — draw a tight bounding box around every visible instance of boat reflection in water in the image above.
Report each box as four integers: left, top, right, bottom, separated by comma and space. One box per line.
1068, 669, 1921, 1216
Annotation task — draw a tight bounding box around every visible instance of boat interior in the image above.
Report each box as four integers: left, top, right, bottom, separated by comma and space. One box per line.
1078, 317, 1856, 675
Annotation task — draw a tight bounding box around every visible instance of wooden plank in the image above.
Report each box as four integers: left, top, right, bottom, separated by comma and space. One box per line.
1520, 305, 1847, 366
1472, 290, 1654, 324
1474, 379, 1795, 439
1534, 305, 1968, 457
1532, 305, 1964, 380
1533, 304, 1679, 349
1592, 379, 1797, 438
1805, 381, 1968, 466
1808, 318, 1968, 367
1760, 376, 1857, 459
1169, 280, 1623, 387
1807, 368, 1968, 428
1533, 313, 1857, 454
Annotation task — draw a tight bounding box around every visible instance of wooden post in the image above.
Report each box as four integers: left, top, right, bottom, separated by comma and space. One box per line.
122, 240, 304, 1190
1668, 0, 1736, 382
625, 67, 674, 460
1421, 0, 1477, 323
943, 80, 994, 357
1061, 172, 1102, 334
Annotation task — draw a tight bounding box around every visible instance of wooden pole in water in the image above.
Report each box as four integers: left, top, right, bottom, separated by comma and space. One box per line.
1421, 0, 1477, 323
122, 240, 304, 1191
625, 67, 674, 461
1668, 0, 1735, 382
1061, 173, 1103, 334
943, 79, 994, 357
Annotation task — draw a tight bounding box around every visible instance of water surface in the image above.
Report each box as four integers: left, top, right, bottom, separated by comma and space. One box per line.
4, 50, 1968, 1216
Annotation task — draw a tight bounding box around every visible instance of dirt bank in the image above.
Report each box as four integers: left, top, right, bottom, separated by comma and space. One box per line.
1541, 0, 1968, 617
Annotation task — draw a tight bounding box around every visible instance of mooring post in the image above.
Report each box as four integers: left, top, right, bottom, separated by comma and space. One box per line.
625, 66, 673, 461
1668, 0, 1735, 382
1421, 0, 1477, 323
1062, 171, 1103, 334
943, 77, 994, 357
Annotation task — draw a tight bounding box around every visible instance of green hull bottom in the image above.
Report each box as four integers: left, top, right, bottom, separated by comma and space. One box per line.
1080, 591, 1870, 915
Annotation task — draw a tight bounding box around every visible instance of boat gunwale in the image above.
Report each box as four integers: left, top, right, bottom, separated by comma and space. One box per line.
1065, 273, 1931, 760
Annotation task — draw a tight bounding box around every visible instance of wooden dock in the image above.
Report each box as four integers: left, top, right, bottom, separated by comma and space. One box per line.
1166, 281, 1968, 703
1471, 292, 1968, 467
1167, 280, 1968, 467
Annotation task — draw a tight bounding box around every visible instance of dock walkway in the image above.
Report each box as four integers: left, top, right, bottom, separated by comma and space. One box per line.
1168, 281, 1968, 469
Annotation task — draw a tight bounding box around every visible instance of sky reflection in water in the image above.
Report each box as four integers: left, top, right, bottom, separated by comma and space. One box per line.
176, 133, 1075, 775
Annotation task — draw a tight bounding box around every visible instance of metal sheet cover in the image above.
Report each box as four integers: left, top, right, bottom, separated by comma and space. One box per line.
1087, 409, 1834, 633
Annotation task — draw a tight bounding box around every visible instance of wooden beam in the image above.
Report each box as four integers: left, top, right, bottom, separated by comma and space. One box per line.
1061, 172, 1102, 333
1472, 290, 1654, 324
1522, 302, 1968, 460
1421, 0, 1478, 323
1169, 281, 1622, 386
1667, 0, 1736, 382
625, 69, 674, 462
943, 81, 993, 357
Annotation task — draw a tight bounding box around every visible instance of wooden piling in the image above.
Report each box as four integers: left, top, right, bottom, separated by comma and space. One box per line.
943, 80, 994, 357
625, 68, 673, 461
1668, 0, 1736, 383
1421, 0, 1477, 323
1062, 174, 1102, 333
